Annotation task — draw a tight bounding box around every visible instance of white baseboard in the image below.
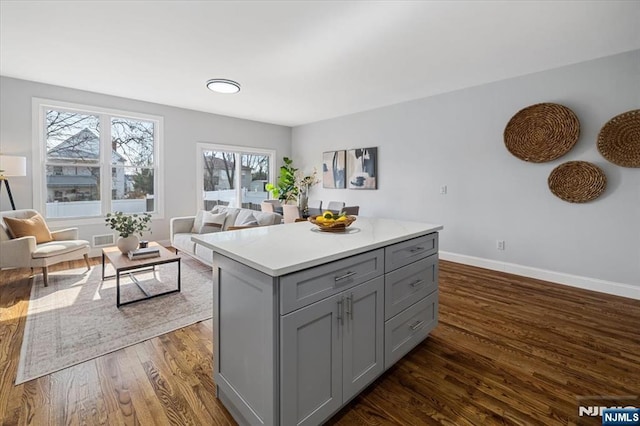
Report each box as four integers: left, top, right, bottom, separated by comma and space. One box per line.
439, 251, 640, 301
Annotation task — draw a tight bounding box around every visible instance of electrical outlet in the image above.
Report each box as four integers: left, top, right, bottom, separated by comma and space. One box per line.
440, 185, 447, 195
497, 240, 505, 250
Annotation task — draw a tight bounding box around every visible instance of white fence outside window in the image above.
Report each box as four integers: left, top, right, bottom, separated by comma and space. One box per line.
46, 198, 150, 218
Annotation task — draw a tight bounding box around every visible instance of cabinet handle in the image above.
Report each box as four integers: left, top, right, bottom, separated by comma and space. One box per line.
410, 279, 424, 288
337, 297, 344, 325
346, 293, 353, 319
409, 320, 424, 331
335, 271, 356, 282
408, 246, 425, 254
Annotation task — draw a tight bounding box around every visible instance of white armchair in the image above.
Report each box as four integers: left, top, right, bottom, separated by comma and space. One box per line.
0, 209, 90, 286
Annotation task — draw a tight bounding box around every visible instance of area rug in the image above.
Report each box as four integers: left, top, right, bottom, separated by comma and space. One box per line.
15, 256, 213, 384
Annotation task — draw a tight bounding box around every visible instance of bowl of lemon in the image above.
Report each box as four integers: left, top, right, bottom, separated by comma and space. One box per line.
308, 211, 357, 232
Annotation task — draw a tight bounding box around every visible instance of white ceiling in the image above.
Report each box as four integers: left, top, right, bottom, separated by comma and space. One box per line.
1, 1, 639, 127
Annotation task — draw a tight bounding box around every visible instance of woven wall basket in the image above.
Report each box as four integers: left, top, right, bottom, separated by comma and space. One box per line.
597, 109, 640, 168
504, 103, 580, 162
548, 161, 606, 203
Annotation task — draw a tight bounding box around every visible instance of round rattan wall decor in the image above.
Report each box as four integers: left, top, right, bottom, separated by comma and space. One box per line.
548, 161, 606, 203
504, 103, 580, 162
597, 109, 640, 168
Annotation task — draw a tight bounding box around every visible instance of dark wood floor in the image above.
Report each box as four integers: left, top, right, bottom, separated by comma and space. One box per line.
1, 258, 639, 425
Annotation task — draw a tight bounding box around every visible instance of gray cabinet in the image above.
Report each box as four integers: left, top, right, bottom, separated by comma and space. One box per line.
209, 230, 440, 426
384, 233, 438, 271
280, 293, 342, 426
384, 290, 438, 368
280, 276, 384, 426
384, 254, 438, 320
280, 249, 384, 315
341, 276, 384, 399
383, 234, 439, 369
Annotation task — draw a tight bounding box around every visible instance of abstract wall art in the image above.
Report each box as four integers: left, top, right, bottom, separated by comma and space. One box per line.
347, 147, 377, 189
322, 150, 346, 189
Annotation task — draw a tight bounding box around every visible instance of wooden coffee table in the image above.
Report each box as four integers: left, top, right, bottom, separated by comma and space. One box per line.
102, 242, 181, 307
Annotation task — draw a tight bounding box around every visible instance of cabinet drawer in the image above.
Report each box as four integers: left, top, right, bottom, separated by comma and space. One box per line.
280, 249, 384, 315
385, 255, 438, 320
384, 290, 438, 369
384, 233, 438, 272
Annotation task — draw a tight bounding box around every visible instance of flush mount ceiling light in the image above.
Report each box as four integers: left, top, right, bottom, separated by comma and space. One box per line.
206, 78, 241, 94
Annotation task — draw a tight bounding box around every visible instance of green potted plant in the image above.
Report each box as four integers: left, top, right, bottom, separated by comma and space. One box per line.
265, 157, 299, 204
105, 211, 152, 253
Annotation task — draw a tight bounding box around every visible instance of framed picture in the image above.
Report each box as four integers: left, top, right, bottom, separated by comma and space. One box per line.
347, 147, 377, 189
322, 150, 346, 189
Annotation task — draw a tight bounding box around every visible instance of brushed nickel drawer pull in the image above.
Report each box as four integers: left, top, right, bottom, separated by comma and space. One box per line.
409, 320, 424, 331
410, 279, 424, 288
337, 297, 344, 325
408, 246, 425, 254
335, 271, 356, 282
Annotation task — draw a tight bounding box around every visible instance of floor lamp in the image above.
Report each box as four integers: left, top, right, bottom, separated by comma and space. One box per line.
0, 155, 27, 210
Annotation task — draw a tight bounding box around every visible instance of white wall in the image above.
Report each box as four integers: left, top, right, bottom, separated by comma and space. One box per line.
0, 76, 291, 243
292, 50, 640, 292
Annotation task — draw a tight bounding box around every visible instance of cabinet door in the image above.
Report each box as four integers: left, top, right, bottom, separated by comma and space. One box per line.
342, 276, 385, 401
281, 294, 343, 426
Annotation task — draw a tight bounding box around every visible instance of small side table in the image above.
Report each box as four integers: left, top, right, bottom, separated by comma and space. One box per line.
102, 242, 181, 308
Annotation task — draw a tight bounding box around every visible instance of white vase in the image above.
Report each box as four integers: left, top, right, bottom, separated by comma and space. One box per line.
116, 235, 139, 254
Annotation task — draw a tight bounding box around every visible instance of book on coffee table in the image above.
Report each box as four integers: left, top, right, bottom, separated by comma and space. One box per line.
128, 247, 161, 260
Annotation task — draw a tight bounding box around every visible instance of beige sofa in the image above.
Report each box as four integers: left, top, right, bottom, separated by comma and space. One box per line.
170, 205, 282, 265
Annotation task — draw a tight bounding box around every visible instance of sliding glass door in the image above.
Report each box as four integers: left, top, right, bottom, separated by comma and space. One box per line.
197, 143, 274, 211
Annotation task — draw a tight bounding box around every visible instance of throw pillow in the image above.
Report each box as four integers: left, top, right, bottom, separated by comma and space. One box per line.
3, 213, 53, 244
255, 211, 281, 226
191, 210, 207, 233
199, 211, 227, 234
239, 212, 258, 226
192, 210, 227, 234
215, 207, 241, 230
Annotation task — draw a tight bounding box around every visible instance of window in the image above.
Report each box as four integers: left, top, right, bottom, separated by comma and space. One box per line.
33, 99, 163, 221
197, 143, 274, 211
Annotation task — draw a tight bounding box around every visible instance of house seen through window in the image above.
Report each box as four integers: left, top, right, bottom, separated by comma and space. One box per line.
198, 145, 274, 211
39, 103, 161, 220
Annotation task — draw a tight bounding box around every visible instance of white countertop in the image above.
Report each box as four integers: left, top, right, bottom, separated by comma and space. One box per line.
192, 217, 442, 276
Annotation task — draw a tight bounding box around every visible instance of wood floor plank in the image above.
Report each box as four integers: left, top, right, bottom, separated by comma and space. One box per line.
149, 335, 215, 425
12, 376, 51, 426
123, 345, 171, 426
94, 351, 135, 425
138, 338, 202, 425
1, 257, 639, 425
156, 332, 236, 425
73, 360, 109, 426
48, 363, 81, 425
439, 301, 639, 387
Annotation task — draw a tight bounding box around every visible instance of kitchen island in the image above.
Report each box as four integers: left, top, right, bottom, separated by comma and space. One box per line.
193, 217, 443, 426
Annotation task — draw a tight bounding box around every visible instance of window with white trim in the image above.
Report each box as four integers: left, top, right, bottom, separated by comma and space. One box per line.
196, 143, 275, 211
33, 99, 163, 221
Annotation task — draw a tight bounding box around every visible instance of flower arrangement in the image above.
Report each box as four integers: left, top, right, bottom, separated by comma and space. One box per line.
295, 168, 320, 191
105, 211, 152, 238
266, 158, 320, 204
